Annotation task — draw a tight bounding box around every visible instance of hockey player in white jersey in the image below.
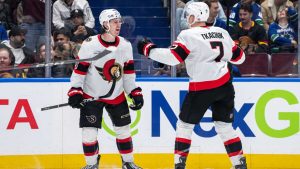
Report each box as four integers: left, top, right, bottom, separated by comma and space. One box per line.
138, 2, 247, 169
68, 9, 143, 169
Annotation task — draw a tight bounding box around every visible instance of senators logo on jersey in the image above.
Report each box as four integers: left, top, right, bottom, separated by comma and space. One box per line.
95, 59, 123, 82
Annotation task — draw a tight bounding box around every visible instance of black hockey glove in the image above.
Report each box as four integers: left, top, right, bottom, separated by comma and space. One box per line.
129, 87, 144, 111
137, 37, 157, 57
68, 87, 84, 109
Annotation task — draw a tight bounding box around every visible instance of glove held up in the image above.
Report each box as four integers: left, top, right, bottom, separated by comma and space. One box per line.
129, 87, 144, 111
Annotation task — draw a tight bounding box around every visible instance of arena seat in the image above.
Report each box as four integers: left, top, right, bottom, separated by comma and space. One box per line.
237, 53, 271, 77
271, 53, 299, 77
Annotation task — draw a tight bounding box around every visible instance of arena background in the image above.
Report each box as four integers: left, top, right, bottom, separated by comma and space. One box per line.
0, 78, 299, 169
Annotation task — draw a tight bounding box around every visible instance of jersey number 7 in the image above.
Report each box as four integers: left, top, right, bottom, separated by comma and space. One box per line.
210, 41, 224, 62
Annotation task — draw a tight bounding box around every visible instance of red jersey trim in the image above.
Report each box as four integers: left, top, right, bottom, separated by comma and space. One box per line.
83, 141, 98, 146
173, 42, 190, 55
97, 34, 120, 47
74, 69, 87, 75
124, 70, 135, 74
116, 137, 132, 143
174, 150, 189, 157
170, 49, 184, 63
176, 137, 191, 144
83, 92, 126, 105
119, 149, 133, 154
231, 45, 244, 62
189, 71, 230, 91
224, 137, 241, 145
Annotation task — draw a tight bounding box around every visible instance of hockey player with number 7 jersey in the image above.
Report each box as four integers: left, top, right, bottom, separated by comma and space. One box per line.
138, 2, 247, 169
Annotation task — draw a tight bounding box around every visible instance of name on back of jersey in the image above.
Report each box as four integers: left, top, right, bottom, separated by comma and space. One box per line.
201, 32, 224, 40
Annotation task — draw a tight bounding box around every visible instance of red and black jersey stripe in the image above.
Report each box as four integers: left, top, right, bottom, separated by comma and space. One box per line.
74, 60, 90, 75
174, 137, 191, 157
231, 45, 243, 62
124, 60, 135, 74
83, 141, 99, 156
224, 137, 243, 157
170, 42, 190, 63
97, 34, 120, 47
116, 137, 133, 154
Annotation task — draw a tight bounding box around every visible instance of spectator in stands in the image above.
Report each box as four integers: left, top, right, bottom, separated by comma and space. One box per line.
261, 0, 295, 30
53, 28, 79, 61
1, 26, 35, 65
229, 0, 263, 29
268, 7, 298, 53
0, 24, 7, 42
291, 0, 298, 10
180, 0, 227, 31
70, 9, 96, 44
52, 0, 95, 31
204, 0, 227, 29
27, 43, 73, 78
18, 0, 47, 51
176, 0, 188, 36
230, 3, 268, 54
7, 0, 20, 26
0, 44, 15, 78
0, 0, 15, 30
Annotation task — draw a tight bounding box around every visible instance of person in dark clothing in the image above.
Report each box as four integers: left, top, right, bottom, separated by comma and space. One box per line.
230, 3, 269, 54
1, 26, 35, 65
70, 9, 96, 44
19, 0, 46, 51
27, 43, 73, 78
0, 0, 15, 30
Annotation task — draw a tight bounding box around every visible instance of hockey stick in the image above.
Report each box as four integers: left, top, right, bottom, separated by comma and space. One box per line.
41, 79, 117, 111
41, 98, 95, 111
0, 47, 116, 71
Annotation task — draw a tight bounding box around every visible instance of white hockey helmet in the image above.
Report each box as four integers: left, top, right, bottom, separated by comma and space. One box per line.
185, 2, 209, 24
99, 9, 122, 27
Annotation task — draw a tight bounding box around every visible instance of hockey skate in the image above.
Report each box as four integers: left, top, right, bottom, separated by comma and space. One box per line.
175, 156, 186, 169
231, 157, 247, 169
122, 160, 142, 169
81, 155, 100, 169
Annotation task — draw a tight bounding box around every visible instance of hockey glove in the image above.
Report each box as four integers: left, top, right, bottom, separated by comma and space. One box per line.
137, 37, 157, 57
129, 87, 144, 111
68, 87, 84, 109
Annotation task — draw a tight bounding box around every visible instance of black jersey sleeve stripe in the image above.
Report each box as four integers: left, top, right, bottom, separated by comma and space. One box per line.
124, 60, 135, 74
170, 42, 190, 62
74, 62, 90, 75
231, 45, 243, 62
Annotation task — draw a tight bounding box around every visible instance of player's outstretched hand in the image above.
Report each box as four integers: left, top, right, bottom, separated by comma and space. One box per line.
137, 37, 157, 57
129, 87, 144, 111
68, 87, 84, 109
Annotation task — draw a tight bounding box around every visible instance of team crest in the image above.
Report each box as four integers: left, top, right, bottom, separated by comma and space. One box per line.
86, 115, 97, 123
95, 59, 123, 82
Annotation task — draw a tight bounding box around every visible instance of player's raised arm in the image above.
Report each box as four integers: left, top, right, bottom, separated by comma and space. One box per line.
137, 37, 190, 66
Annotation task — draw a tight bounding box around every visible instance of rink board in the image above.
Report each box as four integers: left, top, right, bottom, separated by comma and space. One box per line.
0, 78, 299, 169
0, 154, 300, 169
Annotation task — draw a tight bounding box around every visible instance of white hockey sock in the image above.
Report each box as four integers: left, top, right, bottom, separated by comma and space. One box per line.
114, 125, 134, 162
174, 120, 194, 164
214, 121, 244, 166
82, 127, 99, 165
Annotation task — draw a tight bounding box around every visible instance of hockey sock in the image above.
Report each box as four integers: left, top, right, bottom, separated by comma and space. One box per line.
174, 120, 194, 164
82, 127, 99, 165
114, 125, 134, 162
214, 121, 244, 166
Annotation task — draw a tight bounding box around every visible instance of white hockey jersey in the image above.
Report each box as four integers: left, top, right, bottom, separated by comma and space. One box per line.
148, 26, 245, 91
70, 35, 137, 104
